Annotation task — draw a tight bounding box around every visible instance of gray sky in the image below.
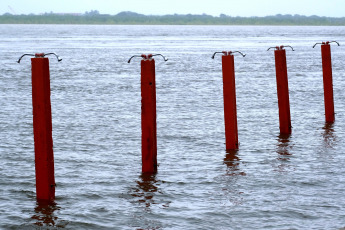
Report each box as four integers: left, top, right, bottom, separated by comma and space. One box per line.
1, 0, 344, 17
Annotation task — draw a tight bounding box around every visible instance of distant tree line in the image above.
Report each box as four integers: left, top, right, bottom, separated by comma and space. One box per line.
1, 11, 345, 25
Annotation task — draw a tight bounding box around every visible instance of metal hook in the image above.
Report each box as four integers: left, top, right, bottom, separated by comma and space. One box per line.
312, 42, 324, 48
128, 54, 168, 63
313, 41, 340, 48
267, 46, 279, 51
17, 53, 62, 63
267, 46, 294, 51
231, 51, 246, 57
281, 45, 294, 51
127, 55, 143, 63
211, 51, 227, 59
212, 51, 246, 59
44, 53, 62, 62
17, 54, 35, 63
151, 54, 168, 62
329, 41, 340, 46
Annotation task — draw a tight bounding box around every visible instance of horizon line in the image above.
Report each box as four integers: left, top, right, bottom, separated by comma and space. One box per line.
1, 10, 345, 19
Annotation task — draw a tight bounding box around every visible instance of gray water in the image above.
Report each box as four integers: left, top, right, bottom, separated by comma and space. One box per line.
1, 25, 345, 229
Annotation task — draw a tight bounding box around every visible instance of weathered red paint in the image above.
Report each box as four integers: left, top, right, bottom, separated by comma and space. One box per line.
141, 59, 157, 173
222, 54, 239, 150
274, 49, 292, 135
31, 57, 55, 202
321, 44, 335, 123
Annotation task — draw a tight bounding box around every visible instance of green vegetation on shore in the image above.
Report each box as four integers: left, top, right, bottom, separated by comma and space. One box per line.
1, 11, 344, 25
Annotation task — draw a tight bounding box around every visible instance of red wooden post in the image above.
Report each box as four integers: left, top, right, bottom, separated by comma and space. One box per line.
31, 57, 55, 202
321, 43, 335, 123
274, 47, 292, 135
141, 58, 157, 173
222, 54, 239, 150
128, 54, 167, 174
212, 51, 245, 150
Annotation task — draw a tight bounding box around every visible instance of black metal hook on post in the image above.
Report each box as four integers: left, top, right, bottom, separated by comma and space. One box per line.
212, 51, 246, 59
281, 45, 294, 51
17, 53, 62, 63
151, 54, 168, 62
267, 46, 279, 51
231, 51, 246, 57
267, 45, 295, 51
128, 54, 168, 63
313, 41, 340, 48
44, 53, 63, 62
212, 51, 227, 59
127, 55, 144, 63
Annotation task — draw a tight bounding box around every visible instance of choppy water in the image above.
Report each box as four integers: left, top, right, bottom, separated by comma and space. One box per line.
1, 25, 345, 229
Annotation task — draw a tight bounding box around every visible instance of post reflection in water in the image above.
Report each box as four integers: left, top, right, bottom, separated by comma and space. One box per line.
129, 173, 170, 210
223, 150, 245, 176
322, 123, 336, 149
31, 201, 63, 228
127, 173, 170, 229
275, 134, 293, 173
276, 134, 292, 160
134, 173, 158, 208
219, 150, 245, 206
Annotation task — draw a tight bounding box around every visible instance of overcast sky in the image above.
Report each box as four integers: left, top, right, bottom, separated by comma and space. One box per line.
1, 0, 344, 17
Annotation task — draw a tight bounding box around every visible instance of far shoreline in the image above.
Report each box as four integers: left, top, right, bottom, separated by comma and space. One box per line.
1, 12, 345, 26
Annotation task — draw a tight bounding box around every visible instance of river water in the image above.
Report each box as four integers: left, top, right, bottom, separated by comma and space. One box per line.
0, 25, 345, 229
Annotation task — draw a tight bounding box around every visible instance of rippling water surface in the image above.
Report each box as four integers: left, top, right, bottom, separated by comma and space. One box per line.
1, 25, 345, 229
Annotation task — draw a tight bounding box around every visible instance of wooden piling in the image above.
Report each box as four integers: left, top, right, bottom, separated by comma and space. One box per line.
31, 57, 55, 202
321, 43, 335, 123
274, 49, 292, 135
141, 59, 157, 173
222, 54, 239, 150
